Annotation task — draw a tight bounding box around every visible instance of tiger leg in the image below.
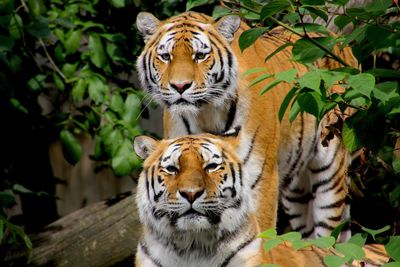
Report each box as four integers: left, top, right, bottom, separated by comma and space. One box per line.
307, 136, 351, 240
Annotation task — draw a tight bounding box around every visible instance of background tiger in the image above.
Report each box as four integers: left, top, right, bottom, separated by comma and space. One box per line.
133, 134, 388, 267
136, 11, 358, 239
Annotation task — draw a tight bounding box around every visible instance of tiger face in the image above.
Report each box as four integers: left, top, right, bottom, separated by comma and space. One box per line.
136, 12, 241, 115
133, 134, 251, 240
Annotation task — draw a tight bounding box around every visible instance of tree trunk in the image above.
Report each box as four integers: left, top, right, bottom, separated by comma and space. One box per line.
3, 190, 140, 267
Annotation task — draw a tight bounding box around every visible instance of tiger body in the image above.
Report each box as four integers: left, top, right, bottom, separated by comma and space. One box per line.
136, 12, 357, 238
133, 134, 388, 267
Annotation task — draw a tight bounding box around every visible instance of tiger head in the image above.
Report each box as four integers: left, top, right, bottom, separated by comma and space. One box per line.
133, 133, 252, 246
136, 12, 241, 115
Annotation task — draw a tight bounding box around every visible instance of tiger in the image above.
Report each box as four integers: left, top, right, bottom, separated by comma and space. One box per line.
133, 133, 388, 267
136, 11, 358, 239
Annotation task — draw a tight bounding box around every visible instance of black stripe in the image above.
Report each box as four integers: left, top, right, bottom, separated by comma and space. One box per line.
139, 242, 163, 267
309, 143, 340, 173
284, 193, 313, 203
229, 163, 237, 198
319, 198, 345, 209
224, 99, 237, 132
145, 168, 150, 200
181, 116, 192, 134
282, 115, 305, 188
286, 213, 302, 220
220, 235, 256, 267
251, 159, 266, 189
315, 221, 335, 230
243, 128, 259, 165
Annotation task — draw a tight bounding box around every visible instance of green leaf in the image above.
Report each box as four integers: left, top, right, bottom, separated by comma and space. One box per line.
289, 100, 301, 122
294, 23, 329, 35
324, 255, 347, 267
292, 37, 335, 63
61, 62, 78, 78
385, 236, 400, 261
264, 42, 293, 62
263, 239, 283, 252
60, 129, 82, 165
393, 160, 400, 175
291, 239, 311, 250
259, 80, 282, 95
365, 0, 392, 15
241, 67, 267, 77
27, 74, 46, 91
259, 228, 277, 239
186, 0, 210, 11
342, 121, 362, 152
278, 231, 301, 242
373, 81, 398, 103
334, 15, 352, 30
304, 6, 328, 21
122, 94, 141, 126
335, 243, 365, 260
302, 0, 324, 5
331, 0, 350, 5
53, 73, 65, 91
111, 138, 141, 176
88, 33, 107, 68
71, 79, 87, 102
0, 190, 16, 207
320, 71, 346, 88
361, 225, 390, 240
88, 77, 108, 104
279, 86, 297, 122
64, 30, 82, 54
249, 73, 273, 88
383, 263, 400, 267
347, 73, 375, 98
330, 219, 350, 240
275, 68, 297, 83
347, 233, 367, 247
109, 0, 125, 8
0, 35, 15, 51
239, 27, 269, 52
366, 68, 400, 79
260, 0, 290, 20
10, 98, 28, 114
28, 0, 46, 16
297, 91, 325, 119
110, 93, 124, 114
341, 25, 367, 47
9, 14, 23, 39
212, 6, 231, 19
298, 71, 321, 91
26, 20, 51, 38
12, 184, 33, 194
308, 236, 335, 248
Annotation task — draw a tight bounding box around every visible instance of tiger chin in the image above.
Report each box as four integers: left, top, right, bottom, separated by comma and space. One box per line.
136, 11, 358, 239
133, 134, 388, 267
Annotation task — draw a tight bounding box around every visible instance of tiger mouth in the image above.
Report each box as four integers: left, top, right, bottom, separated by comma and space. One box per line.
174, 208, 221, 225
174, 98, 192, 105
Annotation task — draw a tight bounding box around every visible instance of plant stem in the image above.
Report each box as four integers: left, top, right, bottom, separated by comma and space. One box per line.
237, 1, 350, 67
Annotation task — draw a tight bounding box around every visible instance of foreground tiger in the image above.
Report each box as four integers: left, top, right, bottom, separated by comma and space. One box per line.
133, 134, 388, 267
136, 12, 358, 239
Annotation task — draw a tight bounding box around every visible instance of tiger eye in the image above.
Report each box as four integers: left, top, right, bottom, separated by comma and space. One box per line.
160, 53, 171, 61
195, 52, 206, 60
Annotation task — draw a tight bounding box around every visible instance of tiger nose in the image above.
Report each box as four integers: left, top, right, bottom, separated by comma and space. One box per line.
170, 81, 193, 94
179, 188, 204, 203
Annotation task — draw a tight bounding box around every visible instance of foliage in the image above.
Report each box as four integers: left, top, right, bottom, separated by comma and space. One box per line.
259, 225, 400, 267
0, 0, 187, 260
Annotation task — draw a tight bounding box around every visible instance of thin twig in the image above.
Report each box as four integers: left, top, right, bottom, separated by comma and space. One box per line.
38, 38, 67, 81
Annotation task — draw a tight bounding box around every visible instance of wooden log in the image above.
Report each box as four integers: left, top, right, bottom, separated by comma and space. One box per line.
4, 190, 140, 267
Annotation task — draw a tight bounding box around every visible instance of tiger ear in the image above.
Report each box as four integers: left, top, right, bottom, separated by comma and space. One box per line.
133, 135, 159, 159
136, 12, 160, 43
216, 126, 241, 149
214, 15, 241, 43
